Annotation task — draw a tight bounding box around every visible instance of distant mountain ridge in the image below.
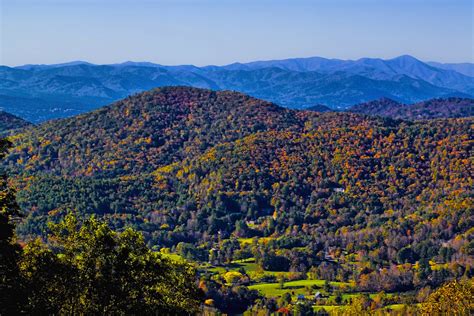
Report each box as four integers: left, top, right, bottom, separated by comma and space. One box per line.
1, 55, 473, 122
427, 61, 474, 77
218, 55, 474, 92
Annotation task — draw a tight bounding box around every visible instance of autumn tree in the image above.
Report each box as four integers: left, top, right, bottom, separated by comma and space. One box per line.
420, 279, 473, 315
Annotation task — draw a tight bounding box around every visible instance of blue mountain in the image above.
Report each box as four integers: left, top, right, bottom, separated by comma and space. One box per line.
1, 55, 472, 122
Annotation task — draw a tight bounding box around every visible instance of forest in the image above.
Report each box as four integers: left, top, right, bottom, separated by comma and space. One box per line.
0, 87, 473, 314
348, 97, 473, 120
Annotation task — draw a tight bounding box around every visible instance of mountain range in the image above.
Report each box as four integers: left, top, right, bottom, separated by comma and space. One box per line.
1, 55, 473, 123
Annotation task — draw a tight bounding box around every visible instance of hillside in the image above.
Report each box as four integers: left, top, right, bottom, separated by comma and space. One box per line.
0, 110, 32, 135
6, 87, 302, 177
5, 86, 471, 252
349, 97, 474, 120
2, 55, 473, 122
3, 87, 473, 312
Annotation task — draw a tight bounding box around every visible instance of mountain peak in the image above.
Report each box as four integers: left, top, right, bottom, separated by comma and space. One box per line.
390, 55, 421, 62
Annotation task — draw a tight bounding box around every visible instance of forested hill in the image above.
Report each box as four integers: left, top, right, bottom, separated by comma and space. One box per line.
5, 87, 473, 275
0, 111, 32, 135
349, 97, 474, 120
6, 87, 303, 176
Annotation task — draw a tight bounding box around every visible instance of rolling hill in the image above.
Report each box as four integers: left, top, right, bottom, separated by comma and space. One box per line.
4, 88, 471, 265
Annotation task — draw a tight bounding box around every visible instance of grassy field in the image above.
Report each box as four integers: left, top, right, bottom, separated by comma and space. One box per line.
248, 279, 349, 298
161, 251, 410, 312
160, 252, 186, 262
313, 305, 341, 312
204, 258, 292, 276
237, 237, 274, 246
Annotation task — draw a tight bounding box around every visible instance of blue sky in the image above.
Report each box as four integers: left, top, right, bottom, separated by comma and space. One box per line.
0, 0, 472, 66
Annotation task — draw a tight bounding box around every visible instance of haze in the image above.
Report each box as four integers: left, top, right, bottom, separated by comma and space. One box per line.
0, 0, 473, 66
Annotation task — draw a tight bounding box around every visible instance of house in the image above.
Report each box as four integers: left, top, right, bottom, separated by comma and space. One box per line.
276, 307, 290, 315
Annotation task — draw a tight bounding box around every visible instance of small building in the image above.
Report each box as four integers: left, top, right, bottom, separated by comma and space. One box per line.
276, 307, 290, 315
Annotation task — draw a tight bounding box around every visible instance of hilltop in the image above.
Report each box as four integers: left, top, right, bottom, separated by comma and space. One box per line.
6, 87, 302, 176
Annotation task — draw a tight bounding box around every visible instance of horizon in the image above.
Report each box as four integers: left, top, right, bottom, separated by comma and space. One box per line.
1, 0, 473, 67
4, 54, 474, 68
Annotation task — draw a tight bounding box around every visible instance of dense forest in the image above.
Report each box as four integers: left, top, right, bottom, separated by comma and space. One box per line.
0, 111, 32, 136
0, 138, 202, 314
349, 97, 474, 120
1, 87, 473, 314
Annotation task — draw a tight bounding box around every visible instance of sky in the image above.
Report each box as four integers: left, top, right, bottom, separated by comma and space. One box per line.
0, 0, 472, 66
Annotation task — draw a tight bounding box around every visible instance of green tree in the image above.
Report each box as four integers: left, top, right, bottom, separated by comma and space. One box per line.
293, 300, 314, 316
278, 275, 286, 289
20, 214, 203, 314
323, 279, 332, 293
397, 246, 417, 264
417, 258, 432, 283
0, 138, 24, 314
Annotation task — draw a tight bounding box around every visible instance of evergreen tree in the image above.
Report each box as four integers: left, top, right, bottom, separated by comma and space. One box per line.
0, 138, 24, 314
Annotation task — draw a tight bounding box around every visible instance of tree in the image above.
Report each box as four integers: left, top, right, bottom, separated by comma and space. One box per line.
293, 300, 314, 316
334, 291, 343, 304
0, 138, 24, 314
420, 280, 473, 315
343, 294, 372, 315
415, 258, 432, 286
323, 280, 332, 293
397, 246, 417, 264
20, 214, 203, 314
279, 292, 292, 307
223, 271, 244, 285
278, 275, 286, 289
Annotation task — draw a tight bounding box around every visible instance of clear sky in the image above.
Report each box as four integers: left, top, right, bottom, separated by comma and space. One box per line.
0, 0, 472, 66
